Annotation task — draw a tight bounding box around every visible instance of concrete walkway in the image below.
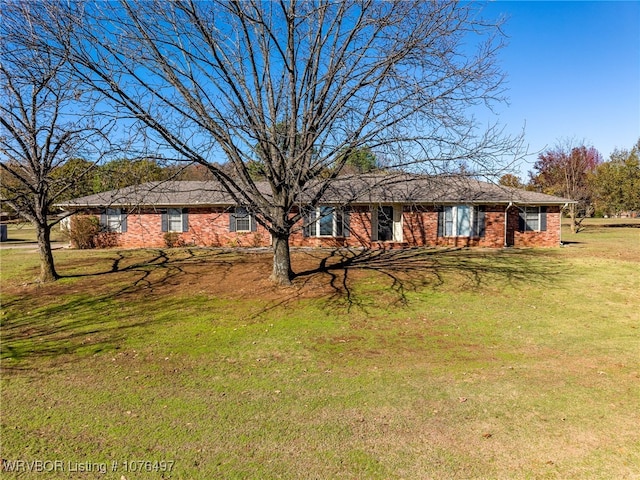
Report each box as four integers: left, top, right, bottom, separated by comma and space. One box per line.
0, 241, 70, 250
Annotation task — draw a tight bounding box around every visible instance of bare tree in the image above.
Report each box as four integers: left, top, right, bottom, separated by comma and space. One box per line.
0, 2, 113, 282
43, 0, 520, 284
529, 139, 602, 233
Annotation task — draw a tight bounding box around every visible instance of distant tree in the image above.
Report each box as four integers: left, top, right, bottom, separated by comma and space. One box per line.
93, 158, 168, 192
340, 146, 378, 174
0, 2, 113, 282
498, 173, 524, 189
165, 163, 216, 181
51, 158, 99, 201
529, 141, 602, 233
591, 140, 640, 216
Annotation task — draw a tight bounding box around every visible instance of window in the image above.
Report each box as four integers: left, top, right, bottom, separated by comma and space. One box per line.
304, 206, 350, 237
235, 207, 251, 232
319, 206, 334, 236
377, 206, 394, 241
438, 205, 485, 237
167, 209, 183, 232
445, 205, 471, 236
106, 208, 122, 232
161, 208, 188, 232
519, 206, 547, 232
101, 208, 127, 233
230, 207, 256, 232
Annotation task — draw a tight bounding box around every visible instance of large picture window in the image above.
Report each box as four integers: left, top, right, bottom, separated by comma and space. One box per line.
304, 206, 350, 237
438, 205, 485, 237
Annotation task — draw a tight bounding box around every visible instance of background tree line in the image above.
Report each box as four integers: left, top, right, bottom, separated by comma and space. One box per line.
35, 136, 640, 228
2, 148, 380, 211
500, 138, 640, 233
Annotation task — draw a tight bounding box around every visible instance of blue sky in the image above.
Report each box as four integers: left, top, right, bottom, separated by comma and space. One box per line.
480, 0, 640, 180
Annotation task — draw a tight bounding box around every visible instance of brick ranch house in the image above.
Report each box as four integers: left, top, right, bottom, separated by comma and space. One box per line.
57, 174, 573, 249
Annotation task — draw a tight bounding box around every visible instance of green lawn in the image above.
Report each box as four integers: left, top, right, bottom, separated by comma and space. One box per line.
1, 219, 639, 479
0, 222, 67, 244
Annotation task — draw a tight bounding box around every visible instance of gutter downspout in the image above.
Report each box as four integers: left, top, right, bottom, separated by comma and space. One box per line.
504, 202, 513, 247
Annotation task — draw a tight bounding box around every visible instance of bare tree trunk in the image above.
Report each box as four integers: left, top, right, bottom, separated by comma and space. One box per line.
270, 231, 293, 286
569, 203, 576, 234
36, 223, 59, 282
568, 203, 580, 234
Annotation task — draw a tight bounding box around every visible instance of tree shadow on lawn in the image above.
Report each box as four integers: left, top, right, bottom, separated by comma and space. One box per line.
1, 297, 162, 375
293, 246, 568, 311
1, 246, 567, 372
62, 247, 240, 284
0, 248, 241, 374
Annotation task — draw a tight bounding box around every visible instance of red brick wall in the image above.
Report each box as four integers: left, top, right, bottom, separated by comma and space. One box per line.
122, 207, 271, 248
73, 204, 562, 249
402, 205, 507, 248
74, 208, 271, 248
507, 205, 562, 247
289, 206, 374, 248
402, 205, 562, 248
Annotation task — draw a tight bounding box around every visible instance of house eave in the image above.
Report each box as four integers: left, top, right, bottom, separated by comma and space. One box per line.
57, 202, 237, 209
58, 199, 575, 210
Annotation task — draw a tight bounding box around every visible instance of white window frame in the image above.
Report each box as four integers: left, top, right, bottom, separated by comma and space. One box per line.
523, 206, 541, 232
105, 208, 123, 233
444, 205, 475, 237
234, 207, 252, 232
307, 206, 347, 237
166, 208, 184, 233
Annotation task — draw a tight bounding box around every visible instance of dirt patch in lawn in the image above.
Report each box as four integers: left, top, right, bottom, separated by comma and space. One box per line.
1, 248, 369, 307
2, 246, 563, 312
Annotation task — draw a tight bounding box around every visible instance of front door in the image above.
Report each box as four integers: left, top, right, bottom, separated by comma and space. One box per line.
505, 206, 515, 247
378, 206, 394, 242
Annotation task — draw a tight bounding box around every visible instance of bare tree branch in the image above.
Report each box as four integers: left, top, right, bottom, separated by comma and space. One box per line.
0, 2, 117, 282
30, 0, 523, 283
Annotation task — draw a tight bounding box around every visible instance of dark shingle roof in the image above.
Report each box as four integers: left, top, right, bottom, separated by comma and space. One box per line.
57, 175, 573, 209
58, 181, 239, 208
321, 174, 573, 204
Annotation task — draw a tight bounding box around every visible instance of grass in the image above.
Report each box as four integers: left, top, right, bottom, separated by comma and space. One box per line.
1, 218, 639, 479
0, 221, 67, 244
